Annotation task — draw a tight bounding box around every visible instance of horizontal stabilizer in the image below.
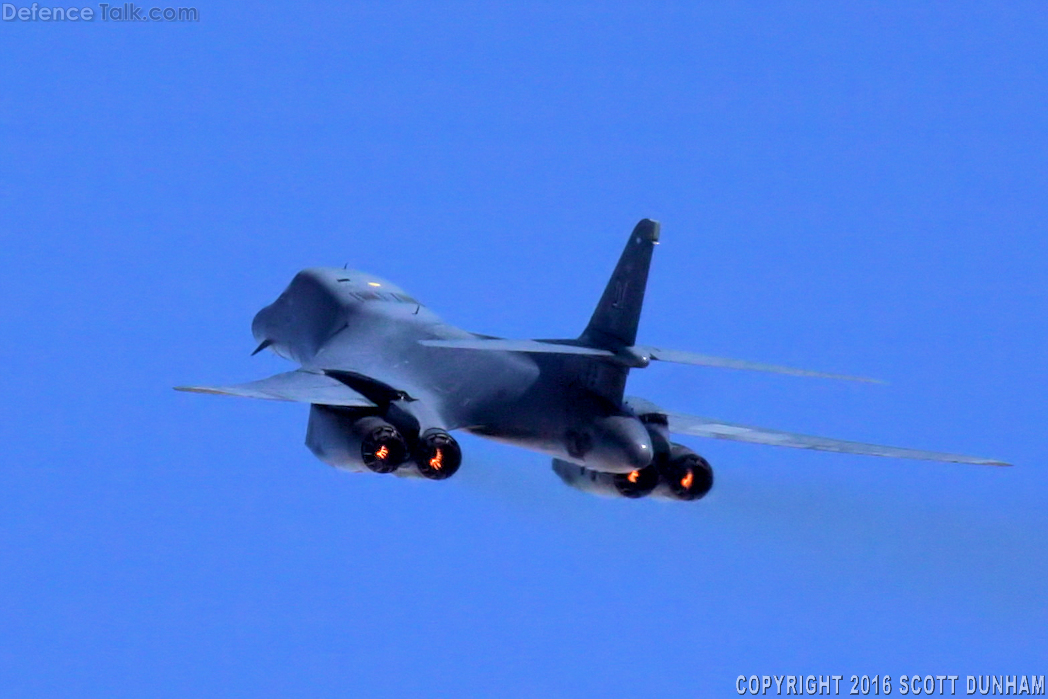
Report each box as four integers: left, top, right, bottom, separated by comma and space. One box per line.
626, 397, 1009, 466
419, 338, 615, 357
638, 346, 883, 383
175, 370, 375, 407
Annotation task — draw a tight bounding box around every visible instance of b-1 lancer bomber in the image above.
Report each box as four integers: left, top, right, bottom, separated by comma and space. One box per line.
177, 220, 1008, 501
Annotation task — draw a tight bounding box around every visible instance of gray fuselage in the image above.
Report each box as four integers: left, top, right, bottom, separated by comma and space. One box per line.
250, 267, 653, 473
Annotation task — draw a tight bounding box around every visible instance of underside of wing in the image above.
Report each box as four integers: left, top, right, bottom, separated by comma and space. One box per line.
175, 370, 375, 407
626, 397, 1009, 466
637, 346, 882, 383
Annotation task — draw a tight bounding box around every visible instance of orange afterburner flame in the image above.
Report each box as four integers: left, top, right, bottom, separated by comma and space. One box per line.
627, 470, 640, 483
430, 449, 443, 470
681, 470, 694, 489
375, 444, 390, 460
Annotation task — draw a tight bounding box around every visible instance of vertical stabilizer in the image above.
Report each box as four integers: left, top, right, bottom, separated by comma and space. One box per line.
580, 219, 660, 349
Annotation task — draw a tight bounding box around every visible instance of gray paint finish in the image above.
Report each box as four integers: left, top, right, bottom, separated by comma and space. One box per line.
177, 219, 1009, 491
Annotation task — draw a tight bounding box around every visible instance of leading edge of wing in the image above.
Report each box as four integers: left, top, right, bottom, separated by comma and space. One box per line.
626, 397, 1010, 466
175, 370, 375, 407
638, 346, 883, 384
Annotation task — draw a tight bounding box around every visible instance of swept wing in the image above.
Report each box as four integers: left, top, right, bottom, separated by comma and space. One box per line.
175, 370, 374, 407
636, 346, 881, 383
626, 397, 1009, 466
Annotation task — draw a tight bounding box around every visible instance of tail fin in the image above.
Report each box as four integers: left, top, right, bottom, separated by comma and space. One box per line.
580, 219, 660, 349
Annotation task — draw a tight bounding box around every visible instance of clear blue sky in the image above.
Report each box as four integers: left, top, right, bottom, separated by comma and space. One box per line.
1, 3, 1045, 697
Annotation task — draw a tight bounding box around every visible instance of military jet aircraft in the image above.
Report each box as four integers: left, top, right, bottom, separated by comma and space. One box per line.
176, 219, 1008, 501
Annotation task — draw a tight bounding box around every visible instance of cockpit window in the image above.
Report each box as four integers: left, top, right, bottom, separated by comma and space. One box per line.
348, 290, 420, 305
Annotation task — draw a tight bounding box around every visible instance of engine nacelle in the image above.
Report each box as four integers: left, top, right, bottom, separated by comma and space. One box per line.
413, 429, 462, 480
552, 459, 660, 499
553, 419, 714, 500
633, 411, 714, 500
306, 405, 410, 473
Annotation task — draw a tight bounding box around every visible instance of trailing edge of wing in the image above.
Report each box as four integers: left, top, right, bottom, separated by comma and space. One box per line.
638, 346, 883, 383
419, 338, 615, 357
175, 370, 375, 407
626, 397, 1009, 466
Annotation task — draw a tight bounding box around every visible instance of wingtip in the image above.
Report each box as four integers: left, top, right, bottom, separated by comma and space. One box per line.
173, 386, 224, 395
803, 369, 885, 384
956, 456, 1011, 467
805, 373, 886, 384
